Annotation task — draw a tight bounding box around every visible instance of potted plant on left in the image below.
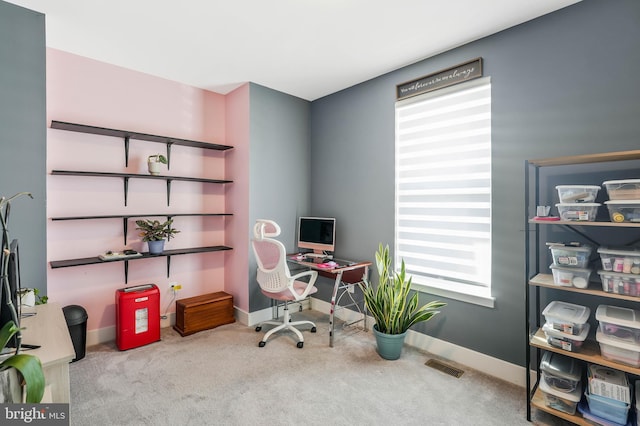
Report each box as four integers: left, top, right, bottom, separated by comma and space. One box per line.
147, 154, 167, 176
360, 243, 446, 360
0, 321, 45, 403
135, 218, 180, 254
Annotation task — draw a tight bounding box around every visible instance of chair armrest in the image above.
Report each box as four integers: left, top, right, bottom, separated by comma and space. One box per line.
289, 270, 318, 300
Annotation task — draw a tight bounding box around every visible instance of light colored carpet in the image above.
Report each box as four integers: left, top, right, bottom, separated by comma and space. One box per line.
69, 310, 568, 425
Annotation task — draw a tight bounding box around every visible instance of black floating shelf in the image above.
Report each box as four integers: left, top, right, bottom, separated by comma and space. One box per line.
51, 170, 232, 206
51, 121, 233, 169
49, 245, 233, 283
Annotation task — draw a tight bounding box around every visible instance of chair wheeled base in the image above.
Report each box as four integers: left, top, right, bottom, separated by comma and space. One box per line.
255, 301, 316, 348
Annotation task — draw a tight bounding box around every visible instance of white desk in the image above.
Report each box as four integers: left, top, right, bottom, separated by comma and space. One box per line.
288, 256, 371, 347
20, 302, 76, 403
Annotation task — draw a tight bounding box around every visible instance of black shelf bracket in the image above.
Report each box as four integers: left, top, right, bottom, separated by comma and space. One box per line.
166, 142, 174, 170
124, 260, 129, 283
124, 177, 130, 206
166, 256, 171, 278
124, 136, 130, 167
166, 179, 173, 206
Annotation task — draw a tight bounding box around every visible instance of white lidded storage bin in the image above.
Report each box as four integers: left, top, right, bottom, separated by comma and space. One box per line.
540, 351, 583, 393
549, 243, 592, 269
596, 305, 640, 345
596, 330, 640, 368
599, 270, 640, 297
550, 264, 592, 288
539, 375, 582, 415
556, 203, 600, 221
605, 200, 640, 223
543, 322, 590, 353
542, 301, 591, 335
598, 247, 640, 274
556, 185, 600, 203
603, 179, 640, 200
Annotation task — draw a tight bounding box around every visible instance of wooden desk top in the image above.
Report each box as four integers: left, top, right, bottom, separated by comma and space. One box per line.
20, 303, 76, 367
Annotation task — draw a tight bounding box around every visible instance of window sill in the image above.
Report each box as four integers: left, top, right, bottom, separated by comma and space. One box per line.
413, 278, 495, 308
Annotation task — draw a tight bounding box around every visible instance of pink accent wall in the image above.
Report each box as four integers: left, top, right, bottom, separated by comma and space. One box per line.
46, 48, 248, 332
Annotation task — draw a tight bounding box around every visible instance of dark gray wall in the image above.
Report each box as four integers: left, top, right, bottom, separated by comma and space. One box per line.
248, 83, 311, 312
309, 0, 640, 365
0, 2, 47, 295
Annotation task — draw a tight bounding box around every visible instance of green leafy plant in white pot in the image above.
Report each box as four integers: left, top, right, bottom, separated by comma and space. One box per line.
135, 218, 180, 254
147, 154, 167, 176
360, 243, 446, 360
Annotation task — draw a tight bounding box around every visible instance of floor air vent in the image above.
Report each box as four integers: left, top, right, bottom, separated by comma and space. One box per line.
425, 359, 464, 378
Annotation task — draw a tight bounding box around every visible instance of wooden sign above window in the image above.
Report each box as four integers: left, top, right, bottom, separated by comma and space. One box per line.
396, 57, 483, 100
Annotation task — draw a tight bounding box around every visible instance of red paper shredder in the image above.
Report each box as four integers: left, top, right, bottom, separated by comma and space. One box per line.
116, 284, 160, 350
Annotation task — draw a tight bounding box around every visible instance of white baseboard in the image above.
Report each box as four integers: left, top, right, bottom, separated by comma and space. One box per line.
310, 297, 526, 387
87, 299, 526, 387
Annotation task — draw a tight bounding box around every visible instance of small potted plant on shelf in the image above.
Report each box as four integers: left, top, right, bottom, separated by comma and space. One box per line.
147, 154, 167, 176
0, 321, 45, 403
359, 243, 446, 360
135, 218, 180, 254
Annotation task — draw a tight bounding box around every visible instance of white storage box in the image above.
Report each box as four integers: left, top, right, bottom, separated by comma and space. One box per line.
543, 322, 590, 352
598, 247, 640, 274
599, 271, 640, 297
596, 305, 640, 345
549, 243, 592, 269
603, 179, 640, 200
588, 364, 631, 403
550, 264, 592, 288
605, 200, 640, 223
556, 185, 600, 203
596, 330, 640, 368
542, 301, 591, 335
540, 351, 583, 393
539, 375, 582, 415
585, 389, 630, 425
556, 203, 600, 221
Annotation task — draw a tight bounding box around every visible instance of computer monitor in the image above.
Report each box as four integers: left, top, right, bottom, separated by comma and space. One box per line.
297, 217, 336, 256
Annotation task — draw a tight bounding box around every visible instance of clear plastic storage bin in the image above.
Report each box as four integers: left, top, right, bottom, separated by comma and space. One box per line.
556, 203, 600, 221
542, 301, 591, 335
598, 247, 640, 274
540, 351, 583, 393
596, 305, 640, 345
550, 264, 592, 288
539, 377, 582, 415
543, 322, 590, 352
556, 185, 600, 203
549, 244, 592, 269
585, 389, 630, 425
603, 179, 640, 200
596, 330, 640, 368
599, 271, 640, 297
605, 200, 640, 223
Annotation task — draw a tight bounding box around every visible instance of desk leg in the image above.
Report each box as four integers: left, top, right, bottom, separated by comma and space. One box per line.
362, 265, 369, 331
329, 271, 344, 348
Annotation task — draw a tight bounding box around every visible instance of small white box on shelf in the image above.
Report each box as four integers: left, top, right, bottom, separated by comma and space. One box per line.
603, 179, 640, 200
556, 203, 600, 221
596, 305, 640, 345
596, 330, 640, 368
556, 185, 600, 203
543, 322, 590, 352
605, 200, 640, 223
542, 300, 591, 335
548, 243, 592, 269
588, 364, 631, 403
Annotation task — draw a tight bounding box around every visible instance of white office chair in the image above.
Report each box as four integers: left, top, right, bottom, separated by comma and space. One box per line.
251, 219, 318, 348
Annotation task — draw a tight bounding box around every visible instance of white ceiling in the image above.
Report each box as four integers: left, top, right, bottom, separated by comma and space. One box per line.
6, 0, 581, 101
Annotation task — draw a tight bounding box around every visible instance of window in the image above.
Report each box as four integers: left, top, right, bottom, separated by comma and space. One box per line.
394, 77, 494, 307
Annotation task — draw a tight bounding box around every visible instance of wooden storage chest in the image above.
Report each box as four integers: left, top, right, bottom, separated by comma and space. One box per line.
173, 291, 235, 336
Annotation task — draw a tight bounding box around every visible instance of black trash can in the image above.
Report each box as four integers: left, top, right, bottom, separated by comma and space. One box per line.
63, 305, 88, 362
